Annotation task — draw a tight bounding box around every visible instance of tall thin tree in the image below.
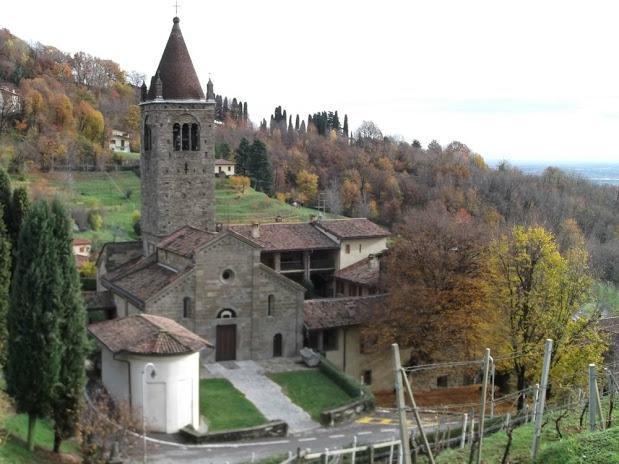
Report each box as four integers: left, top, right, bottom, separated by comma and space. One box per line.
50, 200, 87, 453
6, 201, 62, 451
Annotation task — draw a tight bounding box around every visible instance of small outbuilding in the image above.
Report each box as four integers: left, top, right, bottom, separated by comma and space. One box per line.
89, 314, 212, 433
214, 158, 236, 176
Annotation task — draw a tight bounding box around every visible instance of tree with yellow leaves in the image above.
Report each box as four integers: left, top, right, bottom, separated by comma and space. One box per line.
487, 225, 606, 408
296, 169, 318, 204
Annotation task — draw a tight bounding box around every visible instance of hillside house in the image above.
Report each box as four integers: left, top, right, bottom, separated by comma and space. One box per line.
0, 85, 21, 115
72, 237, 92, 267
214, 158, 235, 177
109, 129, 131, 153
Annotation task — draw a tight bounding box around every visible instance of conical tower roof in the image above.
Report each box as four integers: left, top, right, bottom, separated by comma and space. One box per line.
147, 17, 204, 100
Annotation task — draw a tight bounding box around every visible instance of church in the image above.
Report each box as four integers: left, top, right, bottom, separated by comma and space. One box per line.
95, 16, 390, 367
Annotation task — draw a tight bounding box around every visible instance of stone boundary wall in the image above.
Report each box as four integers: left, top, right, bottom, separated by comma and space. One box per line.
320, 396, 373, 427
180, 420, 288, 444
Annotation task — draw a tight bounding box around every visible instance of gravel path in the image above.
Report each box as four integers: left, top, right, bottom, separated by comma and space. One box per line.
204, 360, 319, 433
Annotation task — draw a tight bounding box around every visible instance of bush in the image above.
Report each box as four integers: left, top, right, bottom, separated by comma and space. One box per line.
318, 356, 373, 403
87, 210, 103, 231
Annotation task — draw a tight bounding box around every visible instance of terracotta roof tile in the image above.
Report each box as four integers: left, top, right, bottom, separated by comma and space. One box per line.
231, 223, 338, 252
335, 256, 381, 286
89, 314, 211, 355
317, 218, 390, 240
102, 255, 189, 306
157, 225, 218, 257
147, 17, 204, 101
304, 294, 387, 330
214, 159, 235, 165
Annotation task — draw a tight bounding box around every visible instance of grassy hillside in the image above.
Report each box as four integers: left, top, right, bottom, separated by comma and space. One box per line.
11, 170, 329, 247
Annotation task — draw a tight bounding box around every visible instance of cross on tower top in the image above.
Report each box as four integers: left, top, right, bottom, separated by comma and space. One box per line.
173, 0, 180, 16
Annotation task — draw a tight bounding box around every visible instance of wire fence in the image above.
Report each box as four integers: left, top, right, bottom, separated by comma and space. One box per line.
280, 343, 618, 464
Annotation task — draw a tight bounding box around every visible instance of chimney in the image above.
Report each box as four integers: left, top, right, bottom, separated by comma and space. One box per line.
251, 223, 260, 238
368, 254, 379, 269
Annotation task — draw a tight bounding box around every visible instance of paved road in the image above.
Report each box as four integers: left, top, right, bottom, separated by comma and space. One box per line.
142, 410, 455, 464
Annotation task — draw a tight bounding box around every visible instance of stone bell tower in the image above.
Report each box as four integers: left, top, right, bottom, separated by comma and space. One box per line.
140, 16, 216, 254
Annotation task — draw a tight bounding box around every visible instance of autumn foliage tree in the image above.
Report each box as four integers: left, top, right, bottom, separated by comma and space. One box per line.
486, 225, 607, 407
380, 206, 490, 364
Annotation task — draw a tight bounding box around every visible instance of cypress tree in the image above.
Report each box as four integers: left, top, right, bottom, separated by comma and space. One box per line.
243, 102, 248, 121
249, 139, 273, 195
0, 168, 11, 221
343, 114, 349, 137
295, 114, 300, 131
0, 213, 11, 367
6, 201, 62, 451
223, 97, 229, 119
236, 138, 252, 176
8, 186, 29, 249
50, 200, 87, 453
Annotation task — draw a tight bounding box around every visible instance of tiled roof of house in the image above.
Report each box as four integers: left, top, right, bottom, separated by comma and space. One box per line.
89, 314, 211, 355
316, 218, 390, 240
101, 255, 190, 307
231, 223, 338, 252
147, 17, 204, 101
83, 291, 116, 311
73, 238, 91, 246
214, 158, 235, 165
96, 241, 143, 273
334, 256, 381, 286
157, 225, 218, 257
304, 294, 387, 330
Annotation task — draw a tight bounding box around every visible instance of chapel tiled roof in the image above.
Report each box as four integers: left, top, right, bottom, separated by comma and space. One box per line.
147, 17, 205, 101
101, 255, 190, 307
157, 225, 218, 258
83, 291, 116, 311
316, 218, 390, 240
214, 158, 235, 165
89, 314, 211, 355
97, 241, 143, 273
303, 294, 387, 330
231, 223, 338, 252
335, 256, 381, 286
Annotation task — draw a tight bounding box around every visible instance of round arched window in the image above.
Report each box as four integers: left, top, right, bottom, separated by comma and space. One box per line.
217, 308, 236, 319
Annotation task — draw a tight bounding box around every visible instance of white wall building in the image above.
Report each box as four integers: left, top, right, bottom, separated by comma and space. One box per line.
214, 158, 236, 176
109, 129, 131, 153
89, 314, 212, 433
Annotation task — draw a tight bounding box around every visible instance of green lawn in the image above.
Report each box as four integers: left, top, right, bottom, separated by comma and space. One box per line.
418, 397, 618, 464
268, 370, 355, 421
199, 379, 267, 431
536, 426, 619, 463
11, 171, 336, 248
3, 414, 77, 454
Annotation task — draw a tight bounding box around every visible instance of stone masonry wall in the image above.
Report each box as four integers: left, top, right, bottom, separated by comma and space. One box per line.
140, 101, 215, 252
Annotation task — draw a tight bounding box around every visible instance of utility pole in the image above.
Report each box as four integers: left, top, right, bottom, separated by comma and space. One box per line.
392, 344, 412, 464
589, 363, 597, 432
402, 371, 436, 464
476, 348, 491, 464
531, 339, 553, 461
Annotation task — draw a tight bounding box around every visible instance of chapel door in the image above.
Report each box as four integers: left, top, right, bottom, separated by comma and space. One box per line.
216, 324, 237, 361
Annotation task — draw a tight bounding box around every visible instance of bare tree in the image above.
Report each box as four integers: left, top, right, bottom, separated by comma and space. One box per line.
356, 120, 383, 140
126, 71, 146, 87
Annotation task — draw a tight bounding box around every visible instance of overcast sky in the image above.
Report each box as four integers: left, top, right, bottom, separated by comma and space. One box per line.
4, 0, 619, 163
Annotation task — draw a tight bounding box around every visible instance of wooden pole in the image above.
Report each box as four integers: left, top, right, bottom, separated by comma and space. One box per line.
477, 348, 491, 464
392, 344, 412, 464
531, 339, 553, 461
589, 363, 597, 432
401, 368, 436, 463
460, 413, 468, 449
